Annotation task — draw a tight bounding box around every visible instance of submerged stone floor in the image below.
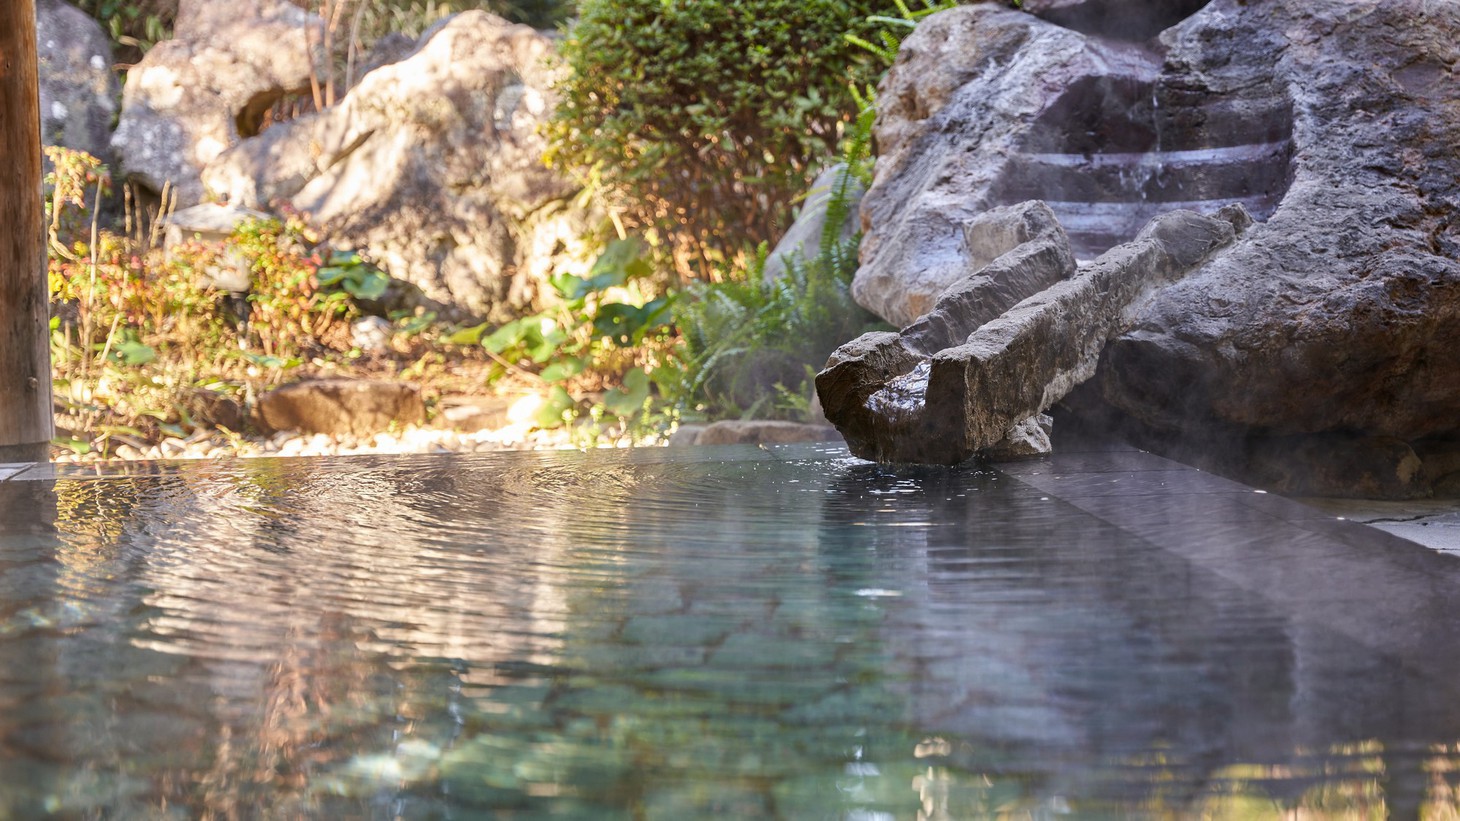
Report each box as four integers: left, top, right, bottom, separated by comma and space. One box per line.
3, 440, 1460, 815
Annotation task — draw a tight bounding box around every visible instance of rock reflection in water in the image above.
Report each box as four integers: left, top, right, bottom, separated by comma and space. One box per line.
0, 446, 1459, 817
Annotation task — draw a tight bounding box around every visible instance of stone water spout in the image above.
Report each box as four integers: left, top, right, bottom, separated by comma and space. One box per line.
817, 203, 1249, 464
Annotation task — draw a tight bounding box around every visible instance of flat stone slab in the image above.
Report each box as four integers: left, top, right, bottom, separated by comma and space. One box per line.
255, 378, 425, 437
691, 421, 840, 447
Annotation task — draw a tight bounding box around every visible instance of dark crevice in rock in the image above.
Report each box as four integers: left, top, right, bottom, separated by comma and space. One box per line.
1022, 0, 1214, 43
992, 75, 1295, 259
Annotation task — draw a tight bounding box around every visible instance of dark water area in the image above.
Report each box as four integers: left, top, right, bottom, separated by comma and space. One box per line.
1, 444, 1459, 818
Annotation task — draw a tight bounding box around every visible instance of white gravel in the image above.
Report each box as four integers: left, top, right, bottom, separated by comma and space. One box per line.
55, 423, 666, 463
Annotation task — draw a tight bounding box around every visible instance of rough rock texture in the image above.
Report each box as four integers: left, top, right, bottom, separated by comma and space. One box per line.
762, 164, 865, 284
1021, 0, 1211, 42
858, 2, 1294, 311
255, 378, 425, 437
1244, 434, 1429, 501
181, 387, 246, 433
35, 0, 118, 163
821, 208, 1244, 464
1097, 0, 1460, 446
432, 395, 513, 432
843, 0, 1460, 496
203, 12, 590, 321
983, 413, 1053, 461
854, 5, 1161, 326
111, 0, 323, 206
817, 200, 1078, 461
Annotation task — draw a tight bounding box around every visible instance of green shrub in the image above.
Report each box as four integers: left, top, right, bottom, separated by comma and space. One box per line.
73, 0, 176, 63
665, 103, 887, 421
848, 0, 964, 67
546, 0, 890, 280
448, 238, 675, 431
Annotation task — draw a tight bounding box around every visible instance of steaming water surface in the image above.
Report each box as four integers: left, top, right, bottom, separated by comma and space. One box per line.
1, 444, 1458, 817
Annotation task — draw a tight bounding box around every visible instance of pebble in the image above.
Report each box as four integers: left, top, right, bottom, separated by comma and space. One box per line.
56, 422, 669, 464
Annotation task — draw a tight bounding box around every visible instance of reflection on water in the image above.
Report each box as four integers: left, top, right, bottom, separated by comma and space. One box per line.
1, 445, 1460, 817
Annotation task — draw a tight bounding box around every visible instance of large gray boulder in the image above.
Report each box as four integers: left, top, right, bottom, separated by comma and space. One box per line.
1097, 0, 1460, 444
203, 12, 591, 321
35, 0, 118, 164
856, 2, 1294, 326
1020, 0, 1211, 42
836, 0, 1460, 496
110, 0, 323, 207
853, 5, 1163, 327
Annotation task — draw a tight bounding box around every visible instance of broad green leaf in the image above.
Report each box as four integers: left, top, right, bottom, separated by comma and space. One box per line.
525, 325, 570, 363
603, 368, 651, 418
51, 436, 90, 455
540, 356, 588, 383
551, 271, 586, 301
316, 266, 349, 286
482, 318, 534, 354
447, 322, 489, 346
344, 272, 390, 301
593, 297, 672, 346
114, 339, 156, 366
395, 312, 435, 336
534, 386, 576, 429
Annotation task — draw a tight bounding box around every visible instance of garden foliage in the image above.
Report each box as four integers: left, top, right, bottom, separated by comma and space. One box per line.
545, 0, 889, 279
449, 238, 675, 431
43, 146, 428, 455
665, 102, 887, 422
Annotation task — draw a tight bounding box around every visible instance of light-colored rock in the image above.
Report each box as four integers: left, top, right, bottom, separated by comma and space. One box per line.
666, 424, 706, 447
254, 378, 424, 437
162, 202, 271, 249
350, 316, 393, 352
817, 200, 1077, 459
111, 0, 323, 206
984, 414, 1053, 461
35, 0, 118, 164
203, 12, 592, 321
433, 395, 513, 432
854, 5, 1161, 327
857, 2, 1293, 311
762, 164, 865, 284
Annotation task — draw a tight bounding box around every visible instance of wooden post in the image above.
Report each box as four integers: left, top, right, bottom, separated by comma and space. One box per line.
0, 0, 53, 463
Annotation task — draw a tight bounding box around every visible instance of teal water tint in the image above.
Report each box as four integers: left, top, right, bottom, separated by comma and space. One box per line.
1, 444, 1459, 817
